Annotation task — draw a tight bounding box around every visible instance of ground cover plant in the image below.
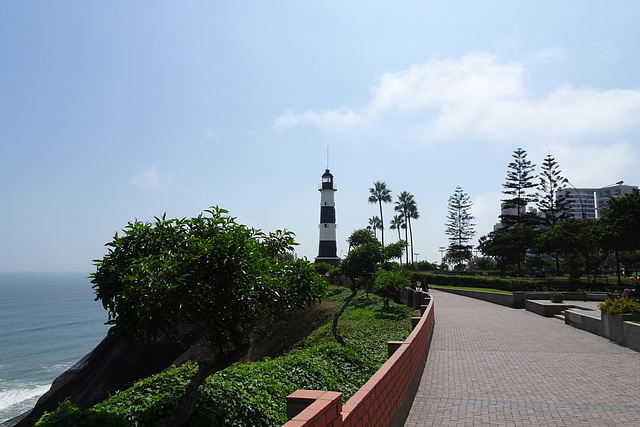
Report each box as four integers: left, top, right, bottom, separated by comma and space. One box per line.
36, 288, 413, 426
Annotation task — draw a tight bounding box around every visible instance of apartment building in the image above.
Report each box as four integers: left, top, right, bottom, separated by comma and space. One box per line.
557, 183, 637, 219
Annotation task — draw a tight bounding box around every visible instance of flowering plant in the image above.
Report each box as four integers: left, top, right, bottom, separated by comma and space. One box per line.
598, 297, 640, 314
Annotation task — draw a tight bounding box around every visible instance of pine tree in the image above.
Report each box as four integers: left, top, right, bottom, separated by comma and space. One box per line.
500, 148, 537, 227
445, 186, 476, 256
444, 186, 476, 268
536, 153, 570, 228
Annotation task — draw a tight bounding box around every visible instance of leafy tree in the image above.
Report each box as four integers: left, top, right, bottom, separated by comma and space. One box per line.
383, 240, 407, 264
347, 228, 378, 250
414, 260, 439, 271
91, 207, 327, 426
367, 215, 382, 239
444, 186, 475, 268
478, 225, 536, 274
443, 247, 473, 271
600, 189, 640, 283
472, 256, 496, 271
395, 191, 419, 266
500, 148, 537, 227
314, 262, 332, 276
368, 181, 392, 247
537, 218, 606, 283
374, 268, 411, 309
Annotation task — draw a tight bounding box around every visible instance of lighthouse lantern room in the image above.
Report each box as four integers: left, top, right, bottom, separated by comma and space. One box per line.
315, 169, 340, 267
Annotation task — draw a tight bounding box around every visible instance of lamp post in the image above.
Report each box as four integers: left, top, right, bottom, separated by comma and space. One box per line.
566, 181, 586, 219
438, 246, 446, 262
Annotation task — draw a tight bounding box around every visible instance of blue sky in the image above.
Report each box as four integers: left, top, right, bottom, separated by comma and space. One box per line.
2, 1, 639, 272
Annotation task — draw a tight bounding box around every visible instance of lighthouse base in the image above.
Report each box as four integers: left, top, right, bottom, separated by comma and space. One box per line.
314, 257, 340, 268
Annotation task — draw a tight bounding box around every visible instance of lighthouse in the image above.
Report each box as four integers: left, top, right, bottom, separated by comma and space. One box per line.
315, 169, 340, 267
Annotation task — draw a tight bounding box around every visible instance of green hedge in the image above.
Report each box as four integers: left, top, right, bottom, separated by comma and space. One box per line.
414, 272, 548, 292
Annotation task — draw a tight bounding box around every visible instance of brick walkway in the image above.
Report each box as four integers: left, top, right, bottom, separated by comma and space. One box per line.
405, 290, 640, 426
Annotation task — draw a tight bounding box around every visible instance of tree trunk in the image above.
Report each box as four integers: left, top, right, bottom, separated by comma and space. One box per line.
615, 246, 621, 285
331, 286, 358, 345
408, 217, 414, 267
378, 200, 384, 248
404, 216, 409, 265
162, 343, 249, 427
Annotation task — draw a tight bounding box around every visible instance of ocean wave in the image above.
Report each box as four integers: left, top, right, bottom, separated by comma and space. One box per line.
43, 363, 73, 373
0, 383, 49, 422
2, 319, 96, 338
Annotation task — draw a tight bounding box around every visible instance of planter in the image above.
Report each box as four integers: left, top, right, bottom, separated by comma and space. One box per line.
550, 294, 563, 303
602, 311, 640, 345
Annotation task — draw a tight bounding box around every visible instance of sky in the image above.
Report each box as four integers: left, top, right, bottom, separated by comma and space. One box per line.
2, 1, 640, 272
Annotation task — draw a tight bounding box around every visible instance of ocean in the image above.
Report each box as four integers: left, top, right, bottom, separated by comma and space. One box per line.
0, 272, 109, 424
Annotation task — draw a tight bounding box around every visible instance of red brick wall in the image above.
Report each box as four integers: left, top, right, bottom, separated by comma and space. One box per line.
284, 292, 434, 427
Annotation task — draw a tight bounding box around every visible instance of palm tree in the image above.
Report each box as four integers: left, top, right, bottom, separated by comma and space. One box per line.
389, 214, 405, 241
395, 191, 419, 266
389, 214, 406, 264
368, 181, 392, 247
367, 216, 382, 239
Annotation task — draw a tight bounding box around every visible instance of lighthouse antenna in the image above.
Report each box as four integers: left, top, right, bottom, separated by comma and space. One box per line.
326, 146, 329, 169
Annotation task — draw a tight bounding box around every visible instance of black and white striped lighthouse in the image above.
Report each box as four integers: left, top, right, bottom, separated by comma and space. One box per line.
315, 169, 340, 267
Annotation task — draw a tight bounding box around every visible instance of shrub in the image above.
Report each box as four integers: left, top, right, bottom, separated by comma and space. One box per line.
374, 269, 411, 307
36, 401, 129, 427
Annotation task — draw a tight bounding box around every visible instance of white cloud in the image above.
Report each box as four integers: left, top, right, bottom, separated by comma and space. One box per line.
545, 141, 635, 186
274, 51, 640, 149
274, 108, 365, 133
131, 165, 174, 192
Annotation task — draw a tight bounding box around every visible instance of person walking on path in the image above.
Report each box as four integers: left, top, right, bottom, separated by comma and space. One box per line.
405, 290, 640, 426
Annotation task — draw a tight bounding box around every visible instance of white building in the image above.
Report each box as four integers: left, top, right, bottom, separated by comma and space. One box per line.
558, 183, 637, 219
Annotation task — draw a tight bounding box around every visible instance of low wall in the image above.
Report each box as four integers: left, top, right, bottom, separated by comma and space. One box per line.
623, 321, 640, 352
564, 310, 640, 352
564, 310, 605, 337
433, 288, 610, 309
284, 291, 435, 427
432, 287, 524, 308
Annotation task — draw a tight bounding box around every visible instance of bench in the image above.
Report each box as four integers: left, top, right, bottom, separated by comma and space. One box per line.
606, 286, 626, 299
605, 285, 640, 300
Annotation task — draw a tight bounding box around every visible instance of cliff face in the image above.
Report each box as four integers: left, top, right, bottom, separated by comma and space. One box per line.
15, 324, 207, 427
13, 301, 334, 427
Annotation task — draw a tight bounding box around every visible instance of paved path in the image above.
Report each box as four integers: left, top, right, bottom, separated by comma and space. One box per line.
405, 290, 640, 426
